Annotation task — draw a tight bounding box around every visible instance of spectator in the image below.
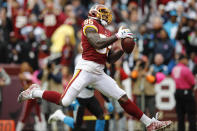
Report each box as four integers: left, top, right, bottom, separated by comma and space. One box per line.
127, 8, 150, 34
187, 0, 197, 13
188, 52, 197, 72
0, 7, 11, 63
171, 54, 196, 131
175, 1, 185, 23
131, 59, 156, 119
147, 16, 163, 62
150, 16, 163, 38
58, 4, 76, 26
50, 23, 76, 53
164, 10, 178, 47
72, 0, 87, 25
26, 0, 41, 16
126, 8, 139, 30
0, 7, 13, 42
0, 68, 11, 114
21, 31, 39, 70
158, 4, 168, 23
0, 36, 9, 63
39, 1, 59, 38
154, 29, 174, 65
175, 12, 190, 54
60, 36, 74, 68
150, 54, 168, 76
7, 32, 24, 63
111, 0, 123, 23
16, 62, 44, 131
137, 25, 151, 58
12, 7, 28, 39
21, 13, 45, 42
176, 11, 197, 55
188, 21, 197, 53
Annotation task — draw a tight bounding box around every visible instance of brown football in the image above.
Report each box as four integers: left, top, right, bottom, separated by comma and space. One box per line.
121, 37, 135, 54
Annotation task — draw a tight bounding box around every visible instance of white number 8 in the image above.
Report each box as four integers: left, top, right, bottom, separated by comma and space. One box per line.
155, 78, 176, 110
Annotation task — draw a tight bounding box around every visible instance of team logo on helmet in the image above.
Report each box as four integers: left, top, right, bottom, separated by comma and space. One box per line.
88, 4, 112, 24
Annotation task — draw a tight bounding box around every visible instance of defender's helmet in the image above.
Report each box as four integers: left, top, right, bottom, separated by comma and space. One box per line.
88, 4, 112, 24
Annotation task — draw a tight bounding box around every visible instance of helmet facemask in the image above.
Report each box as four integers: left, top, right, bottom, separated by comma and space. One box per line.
88, 4, 112, 26
97, 7, 112, 25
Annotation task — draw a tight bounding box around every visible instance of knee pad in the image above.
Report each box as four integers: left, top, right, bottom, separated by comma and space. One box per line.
61, 87, 80, 107
61, 97, 73, 107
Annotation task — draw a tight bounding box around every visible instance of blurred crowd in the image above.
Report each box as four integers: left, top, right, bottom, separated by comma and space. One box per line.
0, 0, 197, 131
0, 0, 196, 72
0, 0, 197, 72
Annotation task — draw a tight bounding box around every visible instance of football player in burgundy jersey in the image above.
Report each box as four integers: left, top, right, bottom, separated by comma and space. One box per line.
18, 4, 172, 131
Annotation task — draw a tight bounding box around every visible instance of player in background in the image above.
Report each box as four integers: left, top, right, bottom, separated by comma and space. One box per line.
18, 4, 172, 131
48, 87, 114, 131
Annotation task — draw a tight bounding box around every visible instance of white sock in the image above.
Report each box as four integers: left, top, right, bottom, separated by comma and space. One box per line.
140, 114, 152, 126
59, 114, 66, 121
32, 90, 44, 98
57, 110, 66, 121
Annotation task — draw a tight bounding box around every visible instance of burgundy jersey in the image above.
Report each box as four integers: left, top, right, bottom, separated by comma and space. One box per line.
81, 19, 112, 65
43, 13, 59, 38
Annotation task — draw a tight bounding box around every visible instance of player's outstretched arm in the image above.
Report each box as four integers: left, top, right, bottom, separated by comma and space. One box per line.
107, 49, 124, 63
86, 27, 118, 49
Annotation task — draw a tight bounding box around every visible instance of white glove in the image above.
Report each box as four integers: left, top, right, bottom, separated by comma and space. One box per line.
115, 26, 133, 39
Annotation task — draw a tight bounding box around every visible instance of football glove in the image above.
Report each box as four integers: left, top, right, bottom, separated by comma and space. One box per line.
116, 26, 134, 39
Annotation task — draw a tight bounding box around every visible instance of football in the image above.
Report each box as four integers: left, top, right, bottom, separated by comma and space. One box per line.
121, 37, 136, 54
